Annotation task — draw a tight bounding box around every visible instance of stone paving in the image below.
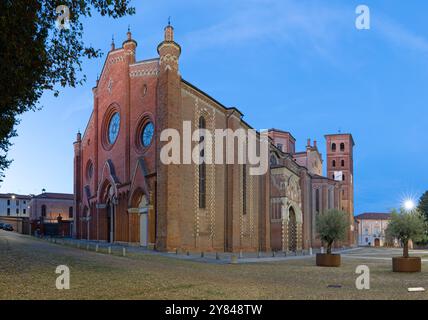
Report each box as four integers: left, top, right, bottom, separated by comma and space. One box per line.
40, 236, 362, 264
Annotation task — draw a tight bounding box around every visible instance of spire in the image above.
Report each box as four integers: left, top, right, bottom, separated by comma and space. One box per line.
111, 34, 115, 50
127, 25, 132, 40
164, 17, 174, 42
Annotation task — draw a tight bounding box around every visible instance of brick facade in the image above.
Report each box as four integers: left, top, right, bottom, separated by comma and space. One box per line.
74, 24, 355, 252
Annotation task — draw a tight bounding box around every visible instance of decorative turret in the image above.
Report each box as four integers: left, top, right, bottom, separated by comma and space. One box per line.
157, 21, 181, 71
122, 26, 137, 63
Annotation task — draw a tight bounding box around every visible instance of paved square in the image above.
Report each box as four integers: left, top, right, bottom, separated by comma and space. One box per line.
1, 231, 427, 300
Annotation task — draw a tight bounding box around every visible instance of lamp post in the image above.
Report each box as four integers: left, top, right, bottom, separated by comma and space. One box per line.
403, 199, 416, 212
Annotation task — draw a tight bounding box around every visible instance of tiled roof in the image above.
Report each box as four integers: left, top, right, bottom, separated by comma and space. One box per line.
34, 193, 74, 200
0, 193, 32, 199
355, 213, 391, 220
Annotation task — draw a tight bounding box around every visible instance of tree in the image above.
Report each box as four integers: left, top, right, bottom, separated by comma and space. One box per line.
0, 0, 135, 182
418, 191, 428, 221
316, 209, 349, 254
385, 209, 426, 258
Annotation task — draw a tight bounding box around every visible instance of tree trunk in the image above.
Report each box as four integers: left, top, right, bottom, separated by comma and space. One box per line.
327, 241, 332, 254
403, 241, 409, 258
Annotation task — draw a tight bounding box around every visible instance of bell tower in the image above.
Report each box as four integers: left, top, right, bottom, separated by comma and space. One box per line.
325, 133, 355, 244
156, 22, 183, 251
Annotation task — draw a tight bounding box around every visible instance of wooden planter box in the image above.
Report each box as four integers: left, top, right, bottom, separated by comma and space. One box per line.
316, 253, 341, 267
392, 257, 421, 273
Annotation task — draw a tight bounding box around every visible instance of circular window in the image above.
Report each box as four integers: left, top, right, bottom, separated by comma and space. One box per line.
141, 122, 154, 147
108, 112, 120, 144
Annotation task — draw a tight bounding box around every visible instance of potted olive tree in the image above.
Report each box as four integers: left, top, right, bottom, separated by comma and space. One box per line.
385, 209, 426, 273
315, 209, 349, 267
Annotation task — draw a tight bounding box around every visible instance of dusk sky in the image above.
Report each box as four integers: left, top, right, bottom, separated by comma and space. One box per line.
1, 0, 427, 214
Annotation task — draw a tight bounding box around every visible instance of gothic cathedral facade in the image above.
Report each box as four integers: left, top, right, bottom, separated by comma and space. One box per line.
73, 24, 355, 252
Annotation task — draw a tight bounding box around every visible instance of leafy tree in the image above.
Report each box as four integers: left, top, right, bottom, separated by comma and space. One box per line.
418, 191, 428, 221
316, 209, 349, 254
0, 0, 135, 182
385, 209, 426, 258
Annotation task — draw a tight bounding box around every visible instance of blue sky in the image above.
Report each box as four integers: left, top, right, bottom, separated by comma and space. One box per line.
1, 0, 427, 214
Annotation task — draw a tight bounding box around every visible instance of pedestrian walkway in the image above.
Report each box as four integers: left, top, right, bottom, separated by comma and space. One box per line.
39, 236, 359, 265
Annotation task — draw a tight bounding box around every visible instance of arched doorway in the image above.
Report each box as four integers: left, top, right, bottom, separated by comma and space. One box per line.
288, 207, 297, 252
106, 186, 116, 243
374, 238, 380, 247
138, 195, 149, 247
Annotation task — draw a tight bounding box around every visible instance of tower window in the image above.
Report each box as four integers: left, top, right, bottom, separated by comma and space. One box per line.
332, 160, 336, 167
277, 143, 283, 151
340, 143, 345, 152
332, 143, 337, 152
342, 174, 346, 181
341, 159, 345, 167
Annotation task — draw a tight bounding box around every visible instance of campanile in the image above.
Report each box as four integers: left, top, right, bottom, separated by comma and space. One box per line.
325, 133, 355, 244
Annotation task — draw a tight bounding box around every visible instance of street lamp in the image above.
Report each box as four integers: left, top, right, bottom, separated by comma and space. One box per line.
403, 199, 416, 212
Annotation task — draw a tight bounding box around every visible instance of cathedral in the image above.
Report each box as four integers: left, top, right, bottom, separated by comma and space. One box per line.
73, 24, 355, 252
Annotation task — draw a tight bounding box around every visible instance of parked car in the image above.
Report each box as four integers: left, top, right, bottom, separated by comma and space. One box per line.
3, 224, 13, 231
0, 222, 4, 229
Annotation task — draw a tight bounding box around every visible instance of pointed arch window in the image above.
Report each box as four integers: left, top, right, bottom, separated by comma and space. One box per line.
243, 164, 247, 215
199, 116, 206, 209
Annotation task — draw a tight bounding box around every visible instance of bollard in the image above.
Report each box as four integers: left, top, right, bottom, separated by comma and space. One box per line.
309, 247, 313, 256
272, 251, 276, 257
231, 255, 238, 264
201, 252, 204, 258
216, 252, 220, 260
86, 244, 90, 250
257, 251, 261, 259
186, 251, 190, 256
122, 247, 126, 257
239, 250, 243, 259
95, 244, 99, 252
176, 248, 179, 255
108, 246, 112, 254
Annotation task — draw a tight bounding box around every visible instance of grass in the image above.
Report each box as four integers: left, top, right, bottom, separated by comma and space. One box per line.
1, 231, 428, 300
